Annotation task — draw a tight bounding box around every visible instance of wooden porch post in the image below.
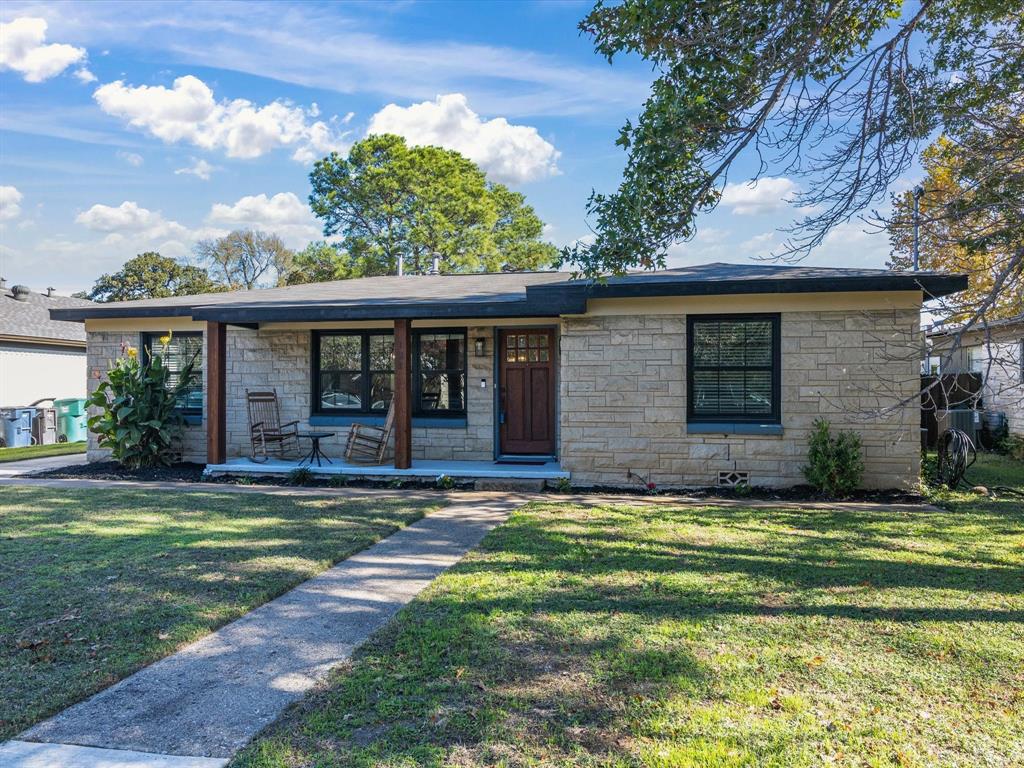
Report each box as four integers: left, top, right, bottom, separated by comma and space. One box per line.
206, 321, 227, 465
393, 319, 412, 469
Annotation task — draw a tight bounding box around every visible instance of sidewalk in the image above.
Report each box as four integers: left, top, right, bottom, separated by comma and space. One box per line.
0, 452, 88, 478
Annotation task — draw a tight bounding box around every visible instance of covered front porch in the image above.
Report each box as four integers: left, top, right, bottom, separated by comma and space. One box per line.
205, 456, 567, 481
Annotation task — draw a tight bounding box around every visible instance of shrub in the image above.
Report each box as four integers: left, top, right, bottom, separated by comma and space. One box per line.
802, 418, 864, 495
87, 335, 197, 469
287, 467, 314, 486
435, 474, 456, 490
1000, 433, 1024, 461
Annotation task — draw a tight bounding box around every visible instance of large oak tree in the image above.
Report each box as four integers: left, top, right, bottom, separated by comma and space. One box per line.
307, 134, 557, 277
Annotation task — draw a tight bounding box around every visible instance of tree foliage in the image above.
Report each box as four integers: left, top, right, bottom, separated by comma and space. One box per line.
889, 136, 1024, 322
565, 0, 1024, 306
284, 241, 354, 285
194, 230, 295, 289
308, 134, 557, 276
81, 252, 223, 302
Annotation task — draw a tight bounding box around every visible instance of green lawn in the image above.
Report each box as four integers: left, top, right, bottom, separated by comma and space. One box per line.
0, 487, 437, 739
235, 461, 1024, 767
0, 441, 86, 462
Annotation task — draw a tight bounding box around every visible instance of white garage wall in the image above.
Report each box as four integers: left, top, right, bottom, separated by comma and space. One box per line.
0, 344, 87, 406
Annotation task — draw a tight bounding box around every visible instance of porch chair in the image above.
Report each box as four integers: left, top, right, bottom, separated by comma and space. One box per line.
344, 399, 395, 464
246, 389, 300, 462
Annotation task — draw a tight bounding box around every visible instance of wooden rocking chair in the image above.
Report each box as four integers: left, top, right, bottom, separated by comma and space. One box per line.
246, 389, 300, 462
344, 400, 395, 464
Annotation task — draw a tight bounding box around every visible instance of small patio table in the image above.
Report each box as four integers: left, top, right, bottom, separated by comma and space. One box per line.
297, 431, 335, 467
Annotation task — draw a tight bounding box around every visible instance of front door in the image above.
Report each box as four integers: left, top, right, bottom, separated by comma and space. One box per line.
499, 328, 556, 455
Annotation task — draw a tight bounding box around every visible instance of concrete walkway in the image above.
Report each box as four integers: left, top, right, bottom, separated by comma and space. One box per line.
0, 452, 88, 477
3, 494, 524, 767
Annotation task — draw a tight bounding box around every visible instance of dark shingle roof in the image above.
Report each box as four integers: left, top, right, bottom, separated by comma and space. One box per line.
49, 262, 967, 324
1, 286, 92, 344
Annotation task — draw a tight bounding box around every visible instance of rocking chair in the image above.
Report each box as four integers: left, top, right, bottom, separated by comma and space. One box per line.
344, 400, 395, 464
246, 389, 300, 462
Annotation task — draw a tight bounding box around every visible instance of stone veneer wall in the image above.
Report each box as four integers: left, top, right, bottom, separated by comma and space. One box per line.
559, 309, 922, 489
224, 326, 496, 462
85, 329, 206, 462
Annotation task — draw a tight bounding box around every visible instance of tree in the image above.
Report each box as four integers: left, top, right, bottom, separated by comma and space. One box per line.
194, 230, 295, 289
82, 252, 223, 302
309, 134, 557, 276
562, 0, 1023, 323
889, 136, 1024, 322
284, 241, 354, 285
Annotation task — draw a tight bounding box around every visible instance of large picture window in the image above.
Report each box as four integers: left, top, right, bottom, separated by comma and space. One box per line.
312, 329, 467, 418
313, 331, 394, 414
141, 331, 203, 416
687, 314, 780, 423
415, 331, 466, 416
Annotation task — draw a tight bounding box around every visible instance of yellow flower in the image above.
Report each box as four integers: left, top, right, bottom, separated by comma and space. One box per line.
126, 346, 138, 359
159, 335, 171, 346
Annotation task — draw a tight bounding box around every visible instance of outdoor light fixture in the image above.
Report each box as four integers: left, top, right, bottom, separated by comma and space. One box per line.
474, 337, 487, 357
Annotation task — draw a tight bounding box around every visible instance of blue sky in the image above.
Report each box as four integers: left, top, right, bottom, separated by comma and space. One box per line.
1, 0, 906, 294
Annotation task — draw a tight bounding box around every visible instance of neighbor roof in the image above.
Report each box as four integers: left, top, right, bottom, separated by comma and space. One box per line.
50, 262, 967, 324
1, 285, 92, 345
927, 313, 1024, 338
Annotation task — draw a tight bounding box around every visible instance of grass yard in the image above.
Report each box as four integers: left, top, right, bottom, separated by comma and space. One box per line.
0, 441, 86, 462
236, 463, 1024, 767
0, 487, 437, 739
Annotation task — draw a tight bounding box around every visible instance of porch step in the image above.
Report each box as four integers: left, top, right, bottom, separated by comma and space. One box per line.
473, 477, 546, 492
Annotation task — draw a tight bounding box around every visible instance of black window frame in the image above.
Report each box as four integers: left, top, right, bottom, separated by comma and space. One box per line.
312, 329, 395, 416
686, 313, 781, 424
413, 328, 468, 418
140, 331, 204, 417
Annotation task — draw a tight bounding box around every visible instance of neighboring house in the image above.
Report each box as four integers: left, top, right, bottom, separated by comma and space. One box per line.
51, 263, 966, 489
0, 280, 92, 406
928, 314, 1024, 435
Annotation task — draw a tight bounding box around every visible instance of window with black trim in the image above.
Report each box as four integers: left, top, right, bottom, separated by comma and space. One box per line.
313, 331, 394, 414
414, 331, 466, 415
687, 314, 780, 423
141, 331, 203, 416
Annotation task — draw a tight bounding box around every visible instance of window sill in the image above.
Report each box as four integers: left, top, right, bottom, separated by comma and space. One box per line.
309, 414, 467, 429
687, 422, 783, 436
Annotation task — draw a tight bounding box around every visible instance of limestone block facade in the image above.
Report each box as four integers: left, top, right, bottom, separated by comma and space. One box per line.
558, 308, 922, 489
84, 295, 924, 489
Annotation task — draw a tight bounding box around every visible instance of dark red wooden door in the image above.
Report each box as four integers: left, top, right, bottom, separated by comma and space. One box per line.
499, 328, 556, 455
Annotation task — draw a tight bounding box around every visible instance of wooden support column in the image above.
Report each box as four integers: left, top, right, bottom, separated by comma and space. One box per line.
206, 321, 227, 465
393, 318, 412, 469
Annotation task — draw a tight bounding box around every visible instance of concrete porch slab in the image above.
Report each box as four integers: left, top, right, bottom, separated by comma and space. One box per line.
205, 456, 568, 481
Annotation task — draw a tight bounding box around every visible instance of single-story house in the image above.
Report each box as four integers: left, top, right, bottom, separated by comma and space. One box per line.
927, 313, 1023, 435
1, 279, 92, 406
50, 262, 966, 489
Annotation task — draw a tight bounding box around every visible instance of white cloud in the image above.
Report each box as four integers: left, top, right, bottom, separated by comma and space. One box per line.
0, 186, 24, 221
75, 200, 189, 242
720, 177, 800, 215
175, 158, 217, 181
92, 74, 349, 163
116, 150, 143, 167
368, 93, 560, 184
0, 18, 87, 83
206, 192, 319, 247
74, 67, 97, 84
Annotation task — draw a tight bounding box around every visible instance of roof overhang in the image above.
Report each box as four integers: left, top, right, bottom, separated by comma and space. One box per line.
49, 270, 968, 324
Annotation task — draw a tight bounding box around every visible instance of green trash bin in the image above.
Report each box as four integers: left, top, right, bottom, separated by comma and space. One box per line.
55, 398, 89, 443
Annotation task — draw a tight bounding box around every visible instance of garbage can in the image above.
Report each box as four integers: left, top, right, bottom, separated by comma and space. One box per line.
55, 398, 89, 443
1, 408, 37, 448
32, 407, 58, 445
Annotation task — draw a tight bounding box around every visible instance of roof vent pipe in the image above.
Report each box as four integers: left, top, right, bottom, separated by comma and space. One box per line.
429, 254, 440, 275
12, 285, 30, 301
47, 286, 55, 297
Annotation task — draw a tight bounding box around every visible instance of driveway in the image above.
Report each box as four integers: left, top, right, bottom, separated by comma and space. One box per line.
0, 453, 89, 478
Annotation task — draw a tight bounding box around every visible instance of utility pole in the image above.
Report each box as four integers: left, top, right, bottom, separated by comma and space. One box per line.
911, 185, 924, 271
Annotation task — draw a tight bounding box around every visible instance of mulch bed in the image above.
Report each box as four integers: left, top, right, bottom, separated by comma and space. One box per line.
29, 461, 925, 503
